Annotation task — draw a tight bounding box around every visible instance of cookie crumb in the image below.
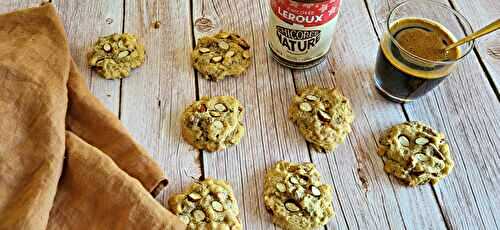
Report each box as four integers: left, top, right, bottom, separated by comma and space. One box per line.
153, 21, 161, 29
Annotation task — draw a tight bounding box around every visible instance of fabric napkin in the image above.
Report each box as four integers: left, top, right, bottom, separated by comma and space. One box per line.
0, 4, 185, 229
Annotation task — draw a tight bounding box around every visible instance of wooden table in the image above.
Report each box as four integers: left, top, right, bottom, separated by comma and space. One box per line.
3, 0, 499, 229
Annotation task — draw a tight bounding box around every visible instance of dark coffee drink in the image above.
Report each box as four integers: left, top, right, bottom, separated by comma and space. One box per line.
374, 18, 461, 102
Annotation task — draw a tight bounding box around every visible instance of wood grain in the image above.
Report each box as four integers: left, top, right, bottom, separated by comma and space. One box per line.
292, 0, 446, 229
2, 0, 499, 229
192, 0, 312, 228
450, 0, 500, 89
122, 0, 201, 204
53, 0, 123, 114
365, 0, 500, 229
0, 1, 123, 114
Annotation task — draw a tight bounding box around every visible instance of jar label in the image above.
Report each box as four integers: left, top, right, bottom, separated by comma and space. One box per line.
269, 0, 341, 63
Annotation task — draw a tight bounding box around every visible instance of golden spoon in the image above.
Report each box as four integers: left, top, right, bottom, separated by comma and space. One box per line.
446, 19, 500, 51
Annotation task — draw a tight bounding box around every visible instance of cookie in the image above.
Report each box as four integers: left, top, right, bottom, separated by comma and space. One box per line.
378, 121, 454, 186
181, 96, 245, 152
264, 161, 335, 230
192, 31, 252, 81
88, 33, 145, 79
289, 85, 354, 152
168, 179, 242, 230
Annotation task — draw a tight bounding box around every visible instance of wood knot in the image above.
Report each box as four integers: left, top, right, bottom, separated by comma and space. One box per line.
194, 17, 215, 32
105, 18, 114, 25
487, 46, 500, 59
153, 21, 161, 29
357, 163, 370, 193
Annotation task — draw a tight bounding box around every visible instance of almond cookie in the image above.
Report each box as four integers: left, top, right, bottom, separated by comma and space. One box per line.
192, 31, 252, 81
264, 161, 335, 230
378, 121, 454, 186
168, 179, 242, 230
88, 33, 145, 79
181, 96, 245, 152
289, 85, 354, 152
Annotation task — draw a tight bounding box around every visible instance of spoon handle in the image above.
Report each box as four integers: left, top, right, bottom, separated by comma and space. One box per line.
446, 19, 500, 50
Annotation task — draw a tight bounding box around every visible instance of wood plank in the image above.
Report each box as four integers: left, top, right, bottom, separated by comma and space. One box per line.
191, 1, 313, 229
0, 1, 39, 13
52, 0, 123, 114
122, 0, 201, 203
365, 0, 500, 229
291, 0, 447, 229
0, 1, 123, 114
450, 0, 500, 89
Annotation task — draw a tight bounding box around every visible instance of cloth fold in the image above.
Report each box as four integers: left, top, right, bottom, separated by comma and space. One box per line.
0, 4, 184, 230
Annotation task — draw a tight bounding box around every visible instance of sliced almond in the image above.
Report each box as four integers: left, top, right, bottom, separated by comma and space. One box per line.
211, 201, 224, 212
213, 120, 224, 129
289, 176, 299, 184
188, 192, 202, 201
305, 95, 319, 101
212, 56, 223, 62
219, 32, 230, 38
415, 137, 429, 145
214, 103, 227, 112
285, 202, 300, 212
225, 50, 235, 58
398, 136, 410, 147
117, 50, 129, 59
179, 215, 190, 224
210, 111, 221, 117
199, 47, 211, 53
276, 182, 286, 193
299, 102, 312, 112
192, 210, 206, 222
318, 110, 331, 121
311, 186, 321, 196
103, 43, 112, 52
218, 41, 230, 50
414, 153, 430, 162
242, 51, 251, 59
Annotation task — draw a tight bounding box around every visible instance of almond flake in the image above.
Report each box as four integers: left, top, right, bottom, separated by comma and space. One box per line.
225, 51, 235, 57
117, 50, 129, 59
305, 95, 319, 101
188, 192, 202, 200
311, 186, 321, 196
299, 102, 312, 112
211, 201, 224, 212
214, 103, 227, 112
398, 136, 410, 147
285, 202, 300, 212
318, 110, 331, 121
199, 47, 211, 53
192, 210, 206, 221
415, 137, 429, 145
218, 41, 230, 50
276, 183, 286, 192
213, 120, 224, 129
212, 56, 223, 62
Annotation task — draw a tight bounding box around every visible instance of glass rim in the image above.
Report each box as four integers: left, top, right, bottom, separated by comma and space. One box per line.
386, 0, 475, 65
